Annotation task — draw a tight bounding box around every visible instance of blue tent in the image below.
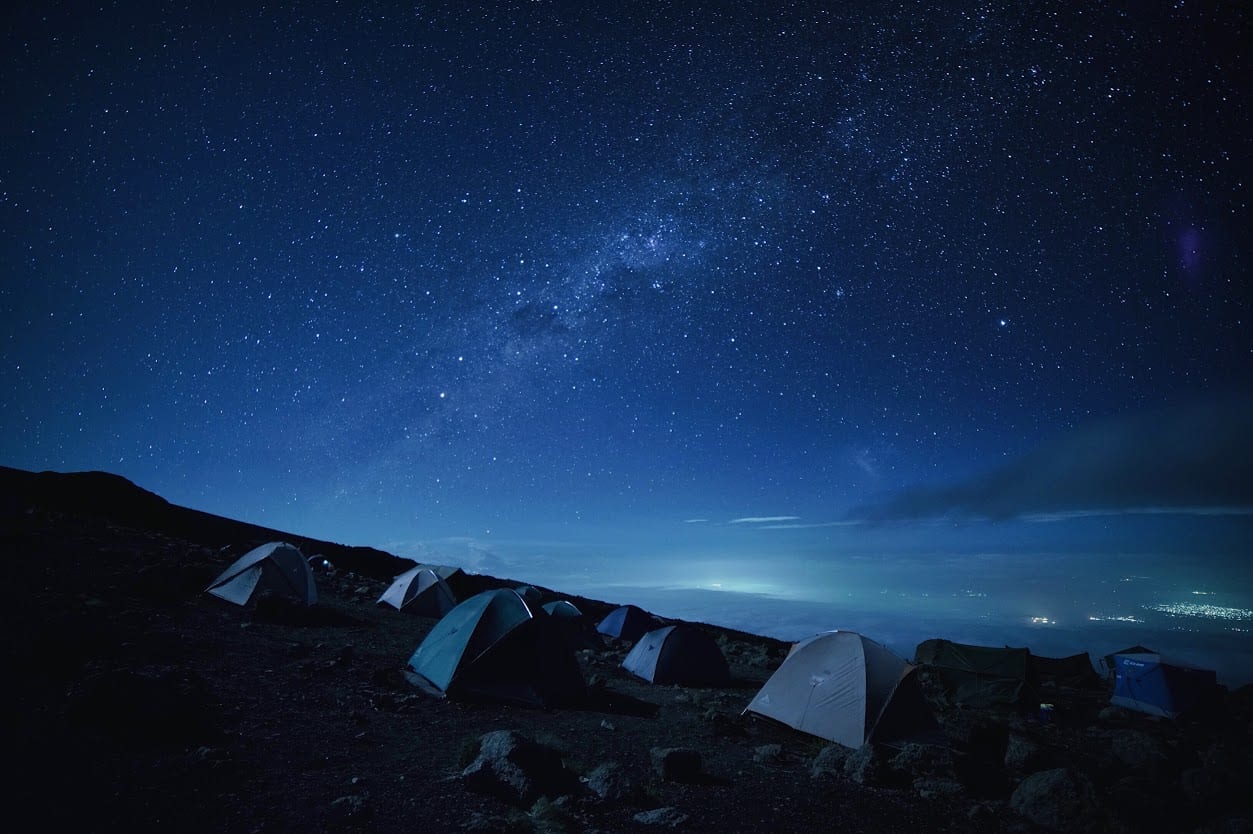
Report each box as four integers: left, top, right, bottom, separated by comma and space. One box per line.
404, 589, 585, 707
596, 604, 659, 643
1110, 651, 1217, 718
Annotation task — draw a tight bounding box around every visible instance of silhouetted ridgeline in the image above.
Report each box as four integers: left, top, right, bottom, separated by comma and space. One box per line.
0, 465, 409, 578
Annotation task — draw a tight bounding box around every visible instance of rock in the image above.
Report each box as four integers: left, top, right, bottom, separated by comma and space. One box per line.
329, 794, 369, 820
650, 747, 702, 782
633, 807, 689, 827
1181, 766, 1238, 805
1110, 729, 1171, 775
1004, 733, 1043, 772
585, 762, 633, 801
1009, 768, 1101, 832
753, 744, 783, 764
529, 797, 577, 834
811, 744, 852, 779
461, 730, 581, 806
843, 744, 886, 785
889, 742, 955, 781
914, 777, 964, 798
1099, 705, 1131, 722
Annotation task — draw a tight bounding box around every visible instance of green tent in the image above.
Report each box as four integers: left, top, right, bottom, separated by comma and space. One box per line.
915, 638, 1037, 706
404, 589, 585, 707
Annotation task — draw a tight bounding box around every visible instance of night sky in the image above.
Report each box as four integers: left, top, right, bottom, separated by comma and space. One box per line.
3, 3, 1250, 678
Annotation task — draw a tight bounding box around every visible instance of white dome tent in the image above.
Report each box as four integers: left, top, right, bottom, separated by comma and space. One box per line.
205, 542, 317, 607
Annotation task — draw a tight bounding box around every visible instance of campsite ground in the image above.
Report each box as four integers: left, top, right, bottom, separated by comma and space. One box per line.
3, 468, 1251, 833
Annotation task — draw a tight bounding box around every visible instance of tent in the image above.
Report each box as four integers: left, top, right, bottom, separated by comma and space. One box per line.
542, 600, 604, 650
915, 638, 1036, 706
1030, 651, 1100, 688
377, 566, 457, 617
515, 585, 543, 604
744, 631, 937, 748
1110, 651, 1218, 718
1101, 645, 1154, 677
206, 542, 317, 606
404, 589, 585, 707
596, 604, 659, 643
622, 624, 730, 686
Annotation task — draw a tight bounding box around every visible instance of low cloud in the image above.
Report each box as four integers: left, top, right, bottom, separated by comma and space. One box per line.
729, 515, 802, 524
848, 397, 1253, 523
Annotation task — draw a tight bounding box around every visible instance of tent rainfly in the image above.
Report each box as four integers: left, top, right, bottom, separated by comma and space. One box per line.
377, 566, 457, 616
1110, 651, 1218, 719
206, 542, 317, 606
596, 604, 659, 643
744, 631, 937, 749
1030, 651, 1101, 688
622, 624, 730, 686
914, 638, 1036, 706
404, 589, 585, 707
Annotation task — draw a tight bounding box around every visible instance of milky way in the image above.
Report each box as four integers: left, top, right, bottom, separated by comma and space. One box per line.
2, 0, 1249, 618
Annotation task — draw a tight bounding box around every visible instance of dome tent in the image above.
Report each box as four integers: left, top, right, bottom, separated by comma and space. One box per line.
206, 542, 317, 607
622, 624, 730, 686
377, 566, 457, 617
744, 631, 937, 749
596, 604, 659, 643
404, 589, 585, 708
542, 600, 604, 650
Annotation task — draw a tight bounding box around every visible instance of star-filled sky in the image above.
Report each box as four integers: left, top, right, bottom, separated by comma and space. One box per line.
3, 2, 1251, 679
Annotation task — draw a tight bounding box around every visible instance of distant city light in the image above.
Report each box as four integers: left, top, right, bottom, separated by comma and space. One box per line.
1029, 616, 1053, 625
1148, 602, 1253, 621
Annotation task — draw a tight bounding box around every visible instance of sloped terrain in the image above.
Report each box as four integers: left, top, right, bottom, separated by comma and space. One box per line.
2, 467, 1250, 833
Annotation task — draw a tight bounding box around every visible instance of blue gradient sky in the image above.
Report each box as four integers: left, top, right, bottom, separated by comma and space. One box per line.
3, 2, 1250, 682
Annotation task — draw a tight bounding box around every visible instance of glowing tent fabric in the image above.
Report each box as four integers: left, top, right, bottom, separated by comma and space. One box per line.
744, 631, 936, 748
206, 542, 317, 606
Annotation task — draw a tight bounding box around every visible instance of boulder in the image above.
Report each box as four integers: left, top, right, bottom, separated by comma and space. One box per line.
1109, 729, 1172, 776
1009, 767, 1102, 832
585, 762, 633, 801
633, 807, 690, 827
889, 742, 955, 782
810, 744, 852, 779
843, 744, 886, 785
1004, 733, 1044, 772
753, 744, 783, 764
461, 730, 581, 806
650, 747, 702, 782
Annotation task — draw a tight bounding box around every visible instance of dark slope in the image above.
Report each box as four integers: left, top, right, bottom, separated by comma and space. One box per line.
0, 465, 409, 578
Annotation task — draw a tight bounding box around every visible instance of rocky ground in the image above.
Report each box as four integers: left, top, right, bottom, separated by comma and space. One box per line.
2, 467, 1251, 833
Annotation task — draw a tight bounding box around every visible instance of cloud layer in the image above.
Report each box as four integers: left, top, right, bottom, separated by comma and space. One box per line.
848, 397, 1253, 522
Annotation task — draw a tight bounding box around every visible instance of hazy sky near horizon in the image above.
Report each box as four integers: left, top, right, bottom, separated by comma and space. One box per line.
2, 3, 1250, 667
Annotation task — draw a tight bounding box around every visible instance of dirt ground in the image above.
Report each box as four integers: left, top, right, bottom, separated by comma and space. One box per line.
2, 469, 1249, 833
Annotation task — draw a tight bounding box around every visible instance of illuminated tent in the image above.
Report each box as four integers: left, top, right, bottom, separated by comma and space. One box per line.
914, 638, 1037, 706
404, 589, 585, 707
744, 631, 937, 748
622, 624, 730, 686
377, 566, 457, 616
206, 542, 316, 606
1110, 651, 1218, 718
596, 604, 659, 643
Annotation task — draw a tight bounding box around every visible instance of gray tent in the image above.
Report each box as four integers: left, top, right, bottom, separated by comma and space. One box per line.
377, 566, 457, 616
746, 631, 937, 748
622, 625, 730, 686
404, 589, 585, 707
206, 542, 316, 606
